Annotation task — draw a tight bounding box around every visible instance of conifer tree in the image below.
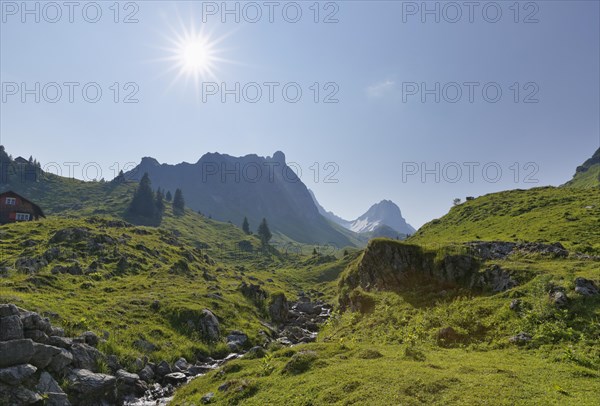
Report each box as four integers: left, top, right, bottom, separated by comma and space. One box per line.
128, 172, 156, 218
257, 218, 272, 248
173, 188, 185, 215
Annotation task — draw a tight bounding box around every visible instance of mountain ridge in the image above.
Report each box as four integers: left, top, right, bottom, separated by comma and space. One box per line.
309, 190, 415, 237
127, 151, 358, 247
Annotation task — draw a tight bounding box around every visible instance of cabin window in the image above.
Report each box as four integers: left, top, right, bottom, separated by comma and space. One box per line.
5, 197, 16, 205
15, 213, 30, 221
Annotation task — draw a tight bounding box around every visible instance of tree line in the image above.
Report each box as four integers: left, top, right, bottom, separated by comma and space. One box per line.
126, 172, 185, 223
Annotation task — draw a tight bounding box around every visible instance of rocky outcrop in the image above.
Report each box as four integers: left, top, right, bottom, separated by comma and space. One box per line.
339, 241, 481, 306
198, 309, 220, 342
66, 368, 117, 405
0, 304, 146, 405
268, 293, 289, 323
470, 265, 518, 292
466, 241, 568, 260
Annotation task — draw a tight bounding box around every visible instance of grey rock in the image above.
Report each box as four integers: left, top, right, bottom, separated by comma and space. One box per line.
81, 331, 99, 347
15, 256, 48, 273
0, 315, 24, 340
30, 343, 62, 368
295, 302, 322, 315
472, 265, 518, 292
48, 336, 73, 349
574, 277, 599, 296
133, 357, 144, 372
173, 357, 190, 372
138, 365, 155, 382
20, 312, 52, 334
43, 247, 61, 262
509, 332, 532, 345
36, 371, 63, 393
116, 369, 140, 385
71, 343, 103, 371
0, 383, 43, 404
24, 328, 49, 343
0, 364, 37, 385
156, 360, 172, 378
246, 346, 266, 359
48, 348, 73, 373
50, 227, 90, 244
198, 309, 220, 341
106, 355, 122, 373
164, 372, 187, 385
0, 339, 34, 368
44, 392, 71, 406
269, 293, 289, 323
549, 289, 568, 307
226, 331, 248, 351
0, 303, 20, 317
66, 368, 117, 405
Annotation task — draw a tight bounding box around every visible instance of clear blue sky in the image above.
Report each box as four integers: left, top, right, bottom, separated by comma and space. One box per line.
1, 1, 599, 227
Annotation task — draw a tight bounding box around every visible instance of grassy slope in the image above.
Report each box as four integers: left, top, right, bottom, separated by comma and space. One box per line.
2, 167, 599, 404
174, 186, 600, 405
173, 343, 599, 405
563, 165, 600, 188
0, 174, 352, 368
408, 186, 600, 254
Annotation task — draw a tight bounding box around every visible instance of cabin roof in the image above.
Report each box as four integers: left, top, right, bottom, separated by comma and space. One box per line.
0, 190, 46, 218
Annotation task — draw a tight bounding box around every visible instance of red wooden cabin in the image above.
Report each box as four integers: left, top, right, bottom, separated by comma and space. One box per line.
0, 191, 45, 225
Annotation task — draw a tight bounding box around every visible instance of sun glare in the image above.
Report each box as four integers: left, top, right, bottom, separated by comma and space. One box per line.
181, 38, 211, 73
158, 19, 234, 92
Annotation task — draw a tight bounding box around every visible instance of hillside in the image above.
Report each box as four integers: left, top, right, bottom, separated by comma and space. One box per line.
172, 152, 600, 405
563, 148, 600, 188
1, 147, 599, 405
408, 186, 600, 254
173, 238, 600, 405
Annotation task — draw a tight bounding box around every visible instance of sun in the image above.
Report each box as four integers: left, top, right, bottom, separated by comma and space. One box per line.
180, 37, 211, 73
157, 20, 234, 92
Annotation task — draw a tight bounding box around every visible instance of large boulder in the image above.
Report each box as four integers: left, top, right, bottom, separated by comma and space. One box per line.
0, 339, 34, 368
71, 343, 103, 371
116, 369, 147, 398
138, 365, 155, 382
269, 293, 289, 323
47, 336, 73, 349
0, 364, 37, 385
574, 277, 599, 296
36, 371, 63, 393
155, 360, 172, 378
0, 383, 42, 405
36, 371, 71, 406
0, 304, 20, 317
198, 309, 220, 341
164, 372, 187, 385
20, 312, 52, 334
30, 343, 62, 369
48, 348, 73, 373
226, 331, 248, 351
0, 314, 24, 340
66, 369, 117, 405
81, 331, 99, 347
